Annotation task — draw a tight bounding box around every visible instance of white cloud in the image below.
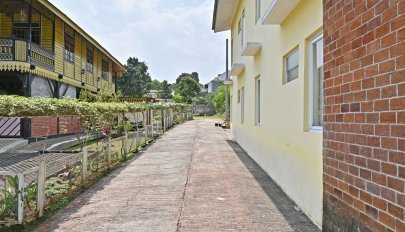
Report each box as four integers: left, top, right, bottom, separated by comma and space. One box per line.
50, 0, 229, 83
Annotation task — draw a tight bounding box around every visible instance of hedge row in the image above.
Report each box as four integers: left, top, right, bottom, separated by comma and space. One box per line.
0, 95, 189, 117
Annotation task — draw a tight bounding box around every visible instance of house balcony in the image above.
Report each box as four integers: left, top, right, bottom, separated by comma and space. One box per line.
262, 0, 301, 25
0, 37, 55, 72
241, 42, 262, 56
229, 63, 245, 76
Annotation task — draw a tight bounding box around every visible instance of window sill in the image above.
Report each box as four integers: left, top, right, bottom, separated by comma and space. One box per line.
309, 128, 323, 133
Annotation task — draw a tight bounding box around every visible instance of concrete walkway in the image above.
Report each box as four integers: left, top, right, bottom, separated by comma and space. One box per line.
36, 119, 319, 232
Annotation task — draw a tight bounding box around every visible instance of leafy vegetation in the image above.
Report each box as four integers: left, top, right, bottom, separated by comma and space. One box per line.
175, 76, 201, 104
0, 95, 189, 117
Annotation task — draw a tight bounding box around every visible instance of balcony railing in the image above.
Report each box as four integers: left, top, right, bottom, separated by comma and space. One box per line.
0, 38, 55, 72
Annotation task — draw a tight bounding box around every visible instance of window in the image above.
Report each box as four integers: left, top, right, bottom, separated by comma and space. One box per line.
255, 76, 261, 126
240, 11, 246, 47
285, 48, 299, 83
86, 48, 94, 73
237, 89, 241, 103
241, 87, 245, 124
12, 23, 41, 45
255, 0, 261, 23
64, 33, 74, 63
102, 60, 109, 80
309, 33, 324, 130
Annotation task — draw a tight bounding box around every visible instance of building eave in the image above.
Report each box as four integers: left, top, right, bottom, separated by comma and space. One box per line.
212, 0, 239, 33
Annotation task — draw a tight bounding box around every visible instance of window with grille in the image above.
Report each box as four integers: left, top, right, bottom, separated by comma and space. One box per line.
86, 48, 94, 73
102, 60, 109, 80
64, 33, 74, 63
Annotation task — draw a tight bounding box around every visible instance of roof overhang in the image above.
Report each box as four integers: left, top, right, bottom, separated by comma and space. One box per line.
212, 0, 239, 32
229, 63, 245, 76
262, 0, 301, 25
38, 0, 126, 72
241, 42, 262, 56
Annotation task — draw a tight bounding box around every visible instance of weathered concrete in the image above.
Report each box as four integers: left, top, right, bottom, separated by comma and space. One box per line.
36, 119, 320, 232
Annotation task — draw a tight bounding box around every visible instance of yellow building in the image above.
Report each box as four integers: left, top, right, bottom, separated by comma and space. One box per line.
0, 0, 125, 138
213, 0, 323, 227
0, 0, 125, 98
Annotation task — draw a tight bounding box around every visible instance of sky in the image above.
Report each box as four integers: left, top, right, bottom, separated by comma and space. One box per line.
50, 0, 229, 84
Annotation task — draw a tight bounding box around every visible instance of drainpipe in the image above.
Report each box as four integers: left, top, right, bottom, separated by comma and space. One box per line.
225, 39, 229, 128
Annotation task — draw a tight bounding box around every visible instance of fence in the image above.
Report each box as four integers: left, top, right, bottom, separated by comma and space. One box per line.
0, 110, 191, 226
193, 104, 215, 115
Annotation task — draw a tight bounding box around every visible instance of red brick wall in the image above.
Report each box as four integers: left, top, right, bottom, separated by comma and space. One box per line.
31, 117, 58, 137
31, 116, 81, 137
323, 0, 404, 231
59, 116, 81, 134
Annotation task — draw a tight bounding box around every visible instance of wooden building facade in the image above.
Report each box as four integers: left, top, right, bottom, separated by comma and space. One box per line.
0, 0, 126, 138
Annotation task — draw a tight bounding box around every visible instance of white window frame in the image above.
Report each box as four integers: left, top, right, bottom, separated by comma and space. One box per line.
284, 47, 299, 83
241, 87, 245, 124
255, 0, 261, 23
241, 11, 246, 48
309, 33, 324, 132
255, 76, 261, 126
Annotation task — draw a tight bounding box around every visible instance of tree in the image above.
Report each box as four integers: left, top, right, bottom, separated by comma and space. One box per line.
161, 80, 172, 99
175, 72, 199, 84
213, 84, 226, 113
150, 79, 162, 90
116, 57, 152, 97
175, 77, 200, 103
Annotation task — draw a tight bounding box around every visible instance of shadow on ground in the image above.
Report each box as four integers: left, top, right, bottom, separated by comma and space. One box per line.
226, 140, 320, 232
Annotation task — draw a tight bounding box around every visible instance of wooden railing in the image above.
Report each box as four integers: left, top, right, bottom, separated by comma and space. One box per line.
0, 38, 55, 71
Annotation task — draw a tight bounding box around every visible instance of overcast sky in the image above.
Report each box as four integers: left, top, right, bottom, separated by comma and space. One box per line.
50, 0, 229, 84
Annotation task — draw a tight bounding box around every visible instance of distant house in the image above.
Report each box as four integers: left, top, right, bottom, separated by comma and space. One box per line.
206, 72, 227, 93
207, 79, 219, 93
148, 90, 160, 98
0, 0, 125, 139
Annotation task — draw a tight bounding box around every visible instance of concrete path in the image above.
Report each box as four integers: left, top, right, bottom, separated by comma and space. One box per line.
36, 119, 319, 232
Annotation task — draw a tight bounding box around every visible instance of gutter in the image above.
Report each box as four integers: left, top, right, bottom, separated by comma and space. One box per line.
212, 0, 219, 31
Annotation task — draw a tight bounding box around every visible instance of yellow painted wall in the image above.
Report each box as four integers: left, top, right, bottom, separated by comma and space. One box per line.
41, 16, 53, 51
74, 34, 82, 80
0, 13, 12, 37
54, 17, 64, 74
230, 0, 323, 227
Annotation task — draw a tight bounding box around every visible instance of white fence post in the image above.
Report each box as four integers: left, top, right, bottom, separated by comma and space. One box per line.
107, 136, 112, 167
135, 131, 139, 150
151, 123, 154, 140
17, 172, 24, 224
37, 162, 46, 217
124, 130, 128, 155
144, 127, 147, 144
82, 147, 88, 183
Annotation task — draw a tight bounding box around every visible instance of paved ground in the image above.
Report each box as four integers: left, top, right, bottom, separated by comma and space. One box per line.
36, 119, 320, 232
0, 138, 27, 153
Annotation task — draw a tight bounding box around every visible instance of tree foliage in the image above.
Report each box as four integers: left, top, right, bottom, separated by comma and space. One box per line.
116, 57, 152, 97
213, 84, 226, 113
150, 79, 162, 90
161, 80, 172, 99
175, 77, 200, 104
175, 72, 199, 84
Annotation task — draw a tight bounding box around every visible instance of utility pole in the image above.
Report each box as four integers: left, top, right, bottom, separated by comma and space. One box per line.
225, 39, 229, 128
